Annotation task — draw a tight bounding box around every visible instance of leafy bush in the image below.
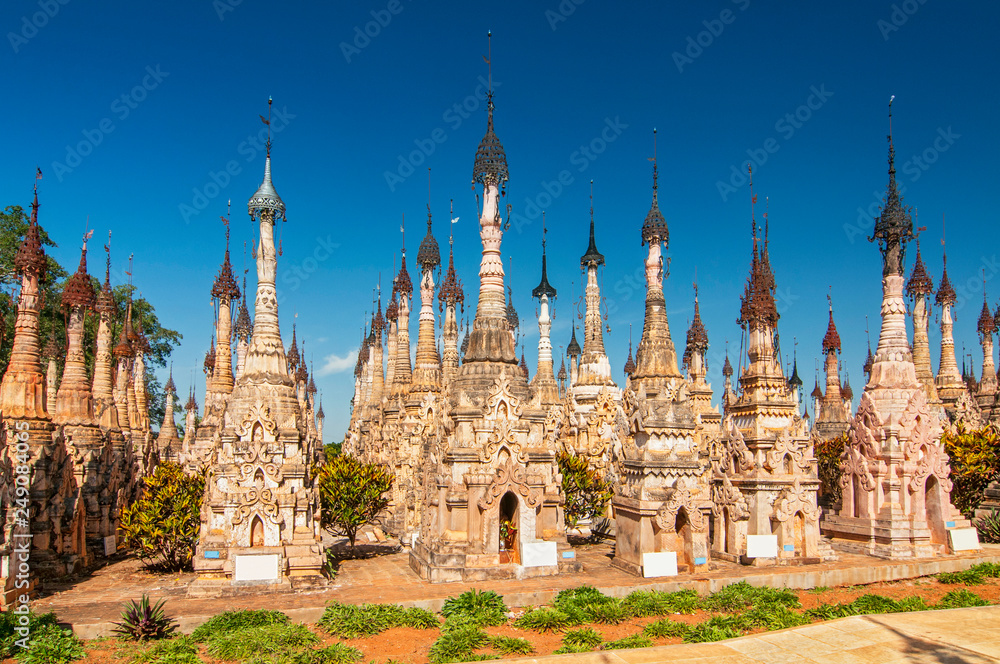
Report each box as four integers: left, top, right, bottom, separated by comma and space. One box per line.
318, 602, 438, 638
942, 423, 1000, 517
601, 634, 652, 650
937, 589, 989, 609
851, 594, 904, 615
15, 624, 86, 664
512, 607, 573, 632
487, 636, 533, 656
204, 623, 318, 661
700, 581, 800, 612
129, 636, 200, 664
427, 617, 489, 664
0, 611, 58, 658
316, 455, 394, 547
976, 508, 1000, 543
557, 452, 612, 530
807, 593, 931, 620
561, 627, 603, 648
112, 595, 178, 641
552, 643, 594, 654
642, 619, 689, 639
938, 569, 986, 585
583, 600, 630, 625
440, 590, 508, 626
894, 596, 930, 612
737, 603, 809, 631
682, 616, 743, 643
120, 462, 205, 571
191, 610, 289, 642
287, 644, 363, 664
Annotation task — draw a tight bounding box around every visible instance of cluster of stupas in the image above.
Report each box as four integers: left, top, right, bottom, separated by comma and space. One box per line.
345, 54, 988, 580
0, 180, 155, 604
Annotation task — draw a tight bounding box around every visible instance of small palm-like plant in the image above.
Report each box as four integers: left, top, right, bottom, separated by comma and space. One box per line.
112, 595, 178, 641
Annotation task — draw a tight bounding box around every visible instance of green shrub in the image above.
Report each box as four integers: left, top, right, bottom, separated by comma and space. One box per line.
942, 423, 1000, 517
129, 636, 200, 664
938, 569, 985, 585
0, 611, 59, 658
561, 627, 603, 648
700, 581, 800, 612
440, 590, 508, 627
557, 452, 612, 530
894, 596, 930, 612
583, 600, 630, 625
805, 603, 853, 621
815, 433, 847, 507
427, 618, 489, 664
287, 644, 363, 664
737, 603, 809, 630
112, 595, 178, 641
15, 624, 86, 664
191, 610, 289, 642
642, 619, 688, 639
512, 607, 572, 632
553, 586, 613, 609
682, 616, 743, 643
487, 636, 533, 656
318, 603, 436, 638
317, 455, 394, 547
851, 594, 902, 615
552, 643, 593, 654
661, 589, 700, 614
622, 591, 669, 617
601, 634, 652, 650
205, 624, 318, 661
937, 589, 989, 609
120, 462, 205, 572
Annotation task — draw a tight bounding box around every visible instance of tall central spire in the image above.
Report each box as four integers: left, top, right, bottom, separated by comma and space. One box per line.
456, 32, 524, 398
243, 97, 291, 385
531, 214, 559, 403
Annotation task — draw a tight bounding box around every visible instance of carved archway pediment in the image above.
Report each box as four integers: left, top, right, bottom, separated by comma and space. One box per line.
477, 458, 541, 511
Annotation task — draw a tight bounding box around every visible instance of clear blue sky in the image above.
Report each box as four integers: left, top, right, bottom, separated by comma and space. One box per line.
3, 0, 998, 440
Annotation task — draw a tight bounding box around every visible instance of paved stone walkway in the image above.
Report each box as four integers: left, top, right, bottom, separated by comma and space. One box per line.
510, 605, 1000, 663
33, 542, 1000, 640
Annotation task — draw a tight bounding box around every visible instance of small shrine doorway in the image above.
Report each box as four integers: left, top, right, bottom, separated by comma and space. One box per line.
925, 476, 947, 547
499, 492, 519, 564
250, 515, 265, 547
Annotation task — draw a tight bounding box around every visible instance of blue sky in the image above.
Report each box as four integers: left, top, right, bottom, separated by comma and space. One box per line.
3, 0, 998, 440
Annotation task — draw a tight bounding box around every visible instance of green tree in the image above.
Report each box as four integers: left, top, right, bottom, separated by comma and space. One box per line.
814, 432, 847, 509
316, 456, 393, 547
120, 462, 205, 572
557, 452, 612, 531
942, 423, 1000, 517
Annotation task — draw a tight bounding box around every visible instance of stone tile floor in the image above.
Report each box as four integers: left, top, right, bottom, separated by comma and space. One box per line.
509, 605, 1000, 663
33, 541, 1000, 640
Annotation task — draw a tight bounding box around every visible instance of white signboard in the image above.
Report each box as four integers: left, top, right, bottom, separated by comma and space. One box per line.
521, 542, 557, 568
234, 554, 280, 582
949, 527, 981, 552
746, 535, 778, 558
642, 551, 678, 578
103, 535, 117, 556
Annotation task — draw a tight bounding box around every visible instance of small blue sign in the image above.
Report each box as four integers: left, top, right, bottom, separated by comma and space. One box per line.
562, 551, 575, 559
783, 544, 794, 551
694, 557, 707, 565
205, 550, 220, 559
946, 521, 955, 528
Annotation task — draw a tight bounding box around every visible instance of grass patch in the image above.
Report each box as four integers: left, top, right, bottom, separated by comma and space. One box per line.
937, 589, 989, 609
807, 586, 830, 594
601, 634, 652, 650
129, 636, 200, 664
318, 603, 439, 638
700, 581, 800, 612
642, 618, 688, 639
205, 623, 318, 661
191, 610, 289, 642
288, 643, 364, 664
16, 624, 86, 664
427, 617, 489, 664
583, 600, 630, 625
440, 590, 508, 627
938, 563, 1000, 585
0, 612, 59, 658
561, 627, 604, 649
682, 616, 743, 643
487, 636, 534, 656
513, 607, 574, 632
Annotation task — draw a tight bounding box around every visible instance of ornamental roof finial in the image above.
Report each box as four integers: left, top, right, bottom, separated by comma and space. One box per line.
936, 219, 956, 307
63, 225, 95, 310
15, 169, 47, 279
641, 128, 669, 247
212, 207, 241, 301
581, 180, 604, 267
532, 211, 557, 300
623, 323, 636, 376
472, 31, 509, 188
417, 169, 441, 271
439, 199, 465, 312
871, 95, 914, 276
822, 292, 841, 354
248, 97, 285, 222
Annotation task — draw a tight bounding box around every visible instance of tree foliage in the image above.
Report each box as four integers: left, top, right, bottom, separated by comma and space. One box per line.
557, 452, 612, 531
942, 423, 1000, 517
316, 455, 393, 547
120, 462, 205, 571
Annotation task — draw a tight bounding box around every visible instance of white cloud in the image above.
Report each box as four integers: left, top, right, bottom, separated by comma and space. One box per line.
318, 349, 357, 376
